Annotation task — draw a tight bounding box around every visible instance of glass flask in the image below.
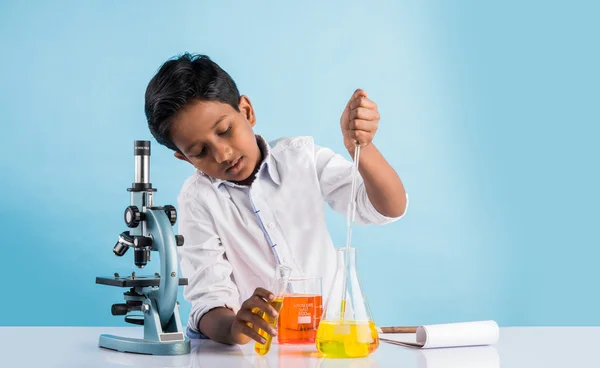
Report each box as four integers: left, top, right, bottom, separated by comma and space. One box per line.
254, 264, 292, 355
316, 248, 379, 358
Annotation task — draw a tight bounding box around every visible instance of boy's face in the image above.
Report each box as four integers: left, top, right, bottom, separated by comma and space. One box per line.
170, 96, 261, 185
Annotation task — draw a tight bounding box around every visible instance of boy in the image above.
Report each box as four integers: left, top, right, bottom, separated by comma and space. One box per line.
144, 53, 407, 345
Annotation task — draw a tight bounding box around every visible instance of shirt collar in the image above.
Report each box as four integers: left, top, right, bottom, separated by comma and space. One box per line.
204, 135, 281, 189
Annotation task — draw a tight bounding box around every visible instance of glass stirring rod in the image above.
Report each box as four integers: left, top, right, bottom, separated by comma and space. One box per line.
340, 143, 361, 319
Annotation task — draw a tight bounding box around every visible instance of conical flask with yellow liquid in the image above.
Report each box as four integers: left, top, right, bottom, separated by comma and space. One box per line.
316, 247, 379, 358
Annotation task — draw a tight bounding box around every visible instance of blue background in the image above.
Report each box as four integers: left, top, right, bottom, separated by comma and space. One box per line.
0, 0, 598, 327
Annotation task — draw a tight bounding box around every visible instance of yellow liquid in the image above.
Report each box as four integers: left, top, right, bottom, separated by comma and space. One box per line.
254, 298, 284, 355
316, 320, 379, 358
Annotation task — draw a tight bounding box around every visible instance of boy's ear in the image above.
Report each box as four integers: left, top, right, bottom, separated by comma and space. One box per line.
174, 151, 191, 163
239, 95, 256, 127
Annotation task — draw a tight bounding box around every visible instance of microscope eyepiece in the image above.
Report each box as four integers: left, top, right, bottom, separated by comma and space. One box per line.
134, 140, 151, 156
128, 140, 156, 192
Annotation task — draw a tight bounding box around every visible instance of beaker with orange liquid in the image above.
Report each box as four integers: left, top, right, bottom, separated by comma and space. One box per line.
278, 277, 323, 344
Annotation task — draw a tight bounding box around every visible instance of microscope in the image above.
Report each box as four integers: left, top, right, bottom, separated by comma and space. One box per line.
96, 140, 190, 355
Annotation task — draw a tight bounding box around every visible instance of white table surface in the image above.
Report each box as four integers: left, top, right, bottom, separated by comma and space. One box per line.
0, 327, 598, 367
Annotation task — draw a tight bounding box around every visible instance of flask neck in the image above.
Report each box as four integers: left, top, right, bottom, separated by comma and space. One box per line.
336, 248, 357, 271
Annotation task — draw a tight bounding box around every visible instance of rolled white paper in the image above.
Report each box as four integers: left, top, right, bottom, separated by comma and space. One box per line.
416, 320, 499, 349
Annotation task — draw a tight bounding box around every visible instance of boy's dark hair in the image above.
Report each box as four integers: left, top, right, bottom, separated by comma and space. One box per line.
144, 53, 241, 151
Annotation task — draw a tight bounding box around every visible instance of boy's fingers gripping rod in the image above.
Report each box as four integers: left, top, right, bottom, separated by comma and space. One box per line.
340, 143, 361, 319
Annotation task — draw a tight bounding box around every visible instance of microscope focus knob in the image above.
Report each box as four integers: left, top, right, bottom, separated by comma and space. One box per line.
163, 205, 177, 226
175, 235, 184, 247
124, 206, 141, 228
111, 304, 128, 316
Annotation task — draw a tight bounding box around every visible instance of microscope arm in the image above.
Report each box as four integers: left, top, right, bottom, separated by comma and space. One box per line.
145, 208, 178, 328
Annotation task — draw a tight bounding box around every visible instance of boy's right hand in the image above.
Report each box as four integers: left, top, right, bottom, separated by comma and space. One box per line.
229, 287, 279, 345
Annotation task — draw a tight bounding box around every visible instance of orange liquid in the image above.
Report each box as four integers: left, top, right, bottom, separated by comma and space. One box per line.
277, 294, 323, 344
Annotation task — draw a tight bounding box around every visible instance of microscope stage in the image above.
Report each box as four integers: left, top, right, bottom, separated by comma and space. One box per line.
96, 276, 188, 288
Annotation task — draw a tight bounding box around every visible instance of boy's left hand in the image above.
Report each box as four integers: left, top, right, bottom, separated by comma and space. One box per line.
340, 89, 380, 154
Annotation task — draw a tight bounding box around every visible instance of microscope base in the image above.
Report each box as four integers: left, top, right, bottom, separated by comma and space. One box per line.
99, 334, 190, 355
99, 298, 190, 355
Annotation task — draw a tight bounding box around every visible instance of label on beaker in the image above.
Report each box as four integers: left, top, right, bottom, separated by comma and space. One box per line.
298, 316, 312, 324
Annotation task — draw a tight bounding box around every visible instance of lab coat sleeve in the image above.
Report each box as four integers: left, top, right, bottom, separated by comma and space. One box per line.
314, 143, 407, 225
177, 191, 241, 334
